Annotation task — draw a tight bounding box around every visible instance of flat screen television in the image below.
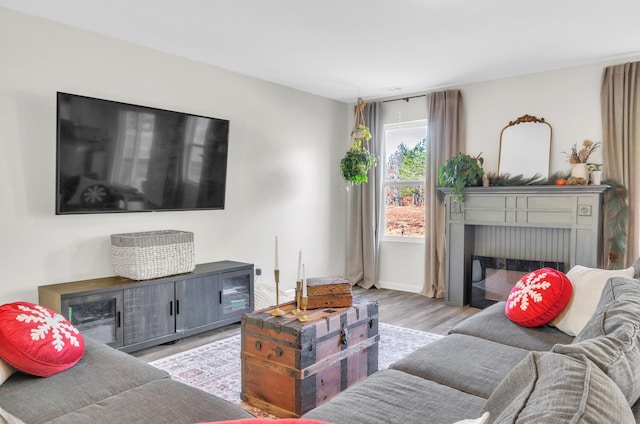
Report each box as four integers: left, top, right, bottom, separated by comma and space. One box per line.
56, 92, 229, 214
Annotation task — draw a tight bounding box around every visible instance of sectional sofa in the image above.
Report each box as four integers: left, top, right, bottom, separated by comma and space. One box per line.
2, 262, 639, 423
305, 265, 640, 423
0, 336, 253, 424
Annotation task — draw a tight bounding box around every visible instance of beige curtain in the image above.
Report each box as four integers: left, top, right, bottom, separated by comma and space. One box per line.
601, 62, 640, 266
346, 101, 383, 288
422, 90, 465, 298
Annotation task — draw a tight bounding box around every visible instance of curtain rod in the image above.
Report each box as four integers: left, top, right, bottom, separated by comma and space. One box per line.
382, 94, 426, 103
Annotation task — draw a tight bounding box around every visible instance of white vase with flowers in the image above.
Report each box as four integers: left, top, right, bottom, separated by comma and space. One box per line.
563, 140, 601, 183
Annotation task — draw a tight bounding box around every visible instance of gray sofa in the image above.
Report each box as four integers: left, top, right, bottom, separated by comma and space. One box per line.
3, 267, 639, 423
0, 337, 253, 424
305, 274, 640, 423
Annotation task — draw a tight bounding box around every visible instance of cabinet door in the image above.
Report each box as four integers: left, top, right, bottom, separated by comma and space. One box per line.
219, 268, 253, 320
123, 281, 175, 345
175, 275, 219, 332
61, 291, 123, 348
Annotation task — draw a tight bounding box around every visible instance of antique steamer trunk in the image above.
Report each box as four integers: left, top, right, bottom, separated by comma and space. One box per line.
241, 299, 379, 417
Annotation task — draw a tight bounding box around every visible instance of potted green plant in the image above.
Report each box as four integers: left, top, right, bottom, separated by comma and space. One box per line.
439, 152, 484, 203
340, 124, 376, 185
340, 98, 376, 185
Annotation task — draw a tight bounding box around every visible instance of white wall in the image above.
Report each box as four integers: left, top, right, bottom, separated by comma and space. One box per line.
375, 56, 640, 293
0, 8, 349, 304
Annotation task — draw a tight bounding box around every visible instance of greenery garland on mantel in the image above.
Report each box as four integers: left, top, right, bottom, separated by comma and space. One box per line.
483, 171, 629, 270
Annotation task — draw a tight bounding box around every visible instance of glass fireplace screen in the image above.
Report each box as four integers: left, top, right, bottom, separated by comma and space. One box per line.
469, 256, 565, 309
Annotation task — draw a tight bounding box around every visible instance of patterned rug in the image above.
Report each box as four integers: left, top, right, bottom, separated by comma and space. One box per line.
149, 323, 442, 415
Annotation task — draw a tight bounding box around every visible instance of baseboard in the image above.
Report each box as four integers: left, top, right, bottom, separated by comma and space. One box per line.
377, 280, 422, 294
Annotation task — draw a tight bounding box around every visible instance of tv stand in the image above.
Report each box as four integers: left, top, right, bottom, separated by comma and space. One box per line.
38, 261, 254, 353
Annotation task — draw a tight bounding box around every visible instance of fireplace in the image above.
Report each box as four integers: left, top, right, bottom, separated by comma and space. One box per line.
439, 185, 608, 306
469, 256, 565, 309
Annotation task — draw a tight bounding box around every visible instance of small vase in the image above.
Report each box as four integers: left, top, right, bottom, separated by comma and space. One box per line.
571, 163, 589, 181
590, 170, 602, 185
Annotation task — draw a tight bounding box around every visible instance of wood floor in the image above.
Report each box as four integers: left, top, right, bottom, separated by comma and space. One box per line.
131, 287, 480, 363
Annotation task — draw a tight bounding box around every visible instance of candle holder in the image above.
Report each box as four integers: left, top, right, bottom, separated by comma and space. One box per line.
290, 280, 302, 316
297, 296, 309, 322
271, 269, 285, 317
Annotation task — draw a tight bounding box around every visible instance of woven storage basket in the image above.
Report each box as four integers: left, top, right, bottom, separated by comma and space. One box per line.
110, 230, 195, 280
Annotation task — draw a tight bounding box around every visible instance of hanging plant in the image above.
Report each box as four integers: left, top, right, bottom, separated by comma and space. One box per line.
340, 98, 376, 185
438, 152, 485, 203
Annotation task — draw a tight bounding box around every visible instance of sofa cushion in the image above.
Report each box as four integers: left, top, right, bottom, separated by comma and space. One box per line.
553, 322, 640, 406
303, 369, 486, 424
391, 333, 529, 398
484, 351, 634, 423
449, 302, 574, 351
551, 265, 635, 336
0, 302, 84, 377
0, 337, 168, 424
504, 268, 572, 327
42, 379, 252, 424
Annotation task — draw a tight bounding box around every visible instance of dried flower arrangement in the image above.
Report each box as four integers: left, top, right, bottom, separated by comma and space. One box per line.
563, 140, 601, 164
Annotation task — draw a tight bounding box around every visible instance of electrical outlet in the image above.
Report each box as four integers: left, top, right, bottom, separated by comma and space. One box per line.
255, 268, 262, 276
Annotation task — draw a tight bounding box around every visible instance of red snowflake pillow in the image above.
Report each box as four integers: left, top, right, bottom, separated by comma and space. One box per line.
504, 268, 573, 328
0, 302, 85, 377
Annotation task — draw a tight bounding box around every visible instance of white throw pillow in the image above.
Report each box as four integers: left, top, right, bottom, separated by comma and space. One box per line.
551, 265, 635, 336
453, 412, 490, 424
0, 357, 15, 385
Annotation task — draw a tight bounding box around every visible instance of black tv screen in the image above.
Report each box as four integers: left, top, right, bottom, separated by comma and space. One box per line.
56, 92, 229, 214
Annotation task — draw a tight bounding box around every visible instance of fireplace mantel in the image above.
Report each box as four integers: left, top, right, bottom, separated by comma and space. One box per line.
438, 185, 609, 306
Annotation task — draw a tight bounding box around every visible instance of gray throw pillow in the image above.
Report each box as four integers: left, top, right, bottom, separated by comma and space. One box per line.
574, 277, 640, 343
484, 351, 634, 423
552, 277, 640, 406
553, 322, 640, 405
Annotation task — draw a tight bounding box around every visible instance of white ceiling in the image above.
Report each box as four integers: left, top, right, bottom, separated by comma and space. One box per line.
2, 0, 640, 103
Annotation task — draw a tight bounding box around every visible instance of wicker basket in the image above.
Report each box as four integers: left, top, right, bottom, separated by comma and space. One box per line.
110, 230, 195, 280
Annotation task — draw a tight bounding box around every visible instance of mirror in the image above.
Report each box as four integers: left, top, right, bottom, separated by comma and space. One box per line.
498, 115, 552, 179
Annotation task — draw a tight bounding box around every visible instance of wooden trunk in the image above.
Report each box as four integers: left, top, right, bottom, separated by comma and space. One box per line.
241, 299, 379, 417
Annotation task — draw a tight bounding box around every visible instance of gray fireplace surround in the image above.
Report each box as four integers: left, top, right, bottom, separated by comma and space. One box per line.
438, 185, 609, 306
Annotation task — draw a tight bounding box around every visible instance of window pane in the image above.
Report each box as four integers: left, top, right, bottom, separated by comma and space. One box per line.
384, 184, 425, 238
384, 126, 426, 181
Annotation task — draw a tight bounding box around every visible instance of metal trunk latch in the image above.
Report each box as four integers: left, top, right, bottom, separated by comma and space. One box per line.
340, 324, 350, 345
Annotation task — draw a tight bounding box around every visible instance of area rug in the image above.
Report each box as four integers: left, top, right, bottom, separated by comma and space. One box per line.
149, 323, 441, 414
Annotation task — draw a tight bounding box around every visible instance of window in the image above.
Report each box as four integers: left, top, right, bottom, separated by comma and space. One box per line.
382, 120, 427, 240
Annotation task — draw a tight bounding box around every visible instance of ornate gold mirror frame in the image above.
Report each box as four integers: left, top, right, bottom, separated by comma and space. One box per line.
498, 114, 552, 179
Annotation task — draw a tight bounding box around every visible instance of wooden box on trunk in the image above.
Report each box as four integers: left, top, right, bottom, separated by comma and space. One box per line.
240, 299, 379, 417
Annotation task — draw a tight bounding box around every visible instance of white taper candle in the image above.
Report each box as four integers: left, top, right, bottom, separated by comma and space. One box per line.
302, 264, 307, 297
297, 250, 302, 281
